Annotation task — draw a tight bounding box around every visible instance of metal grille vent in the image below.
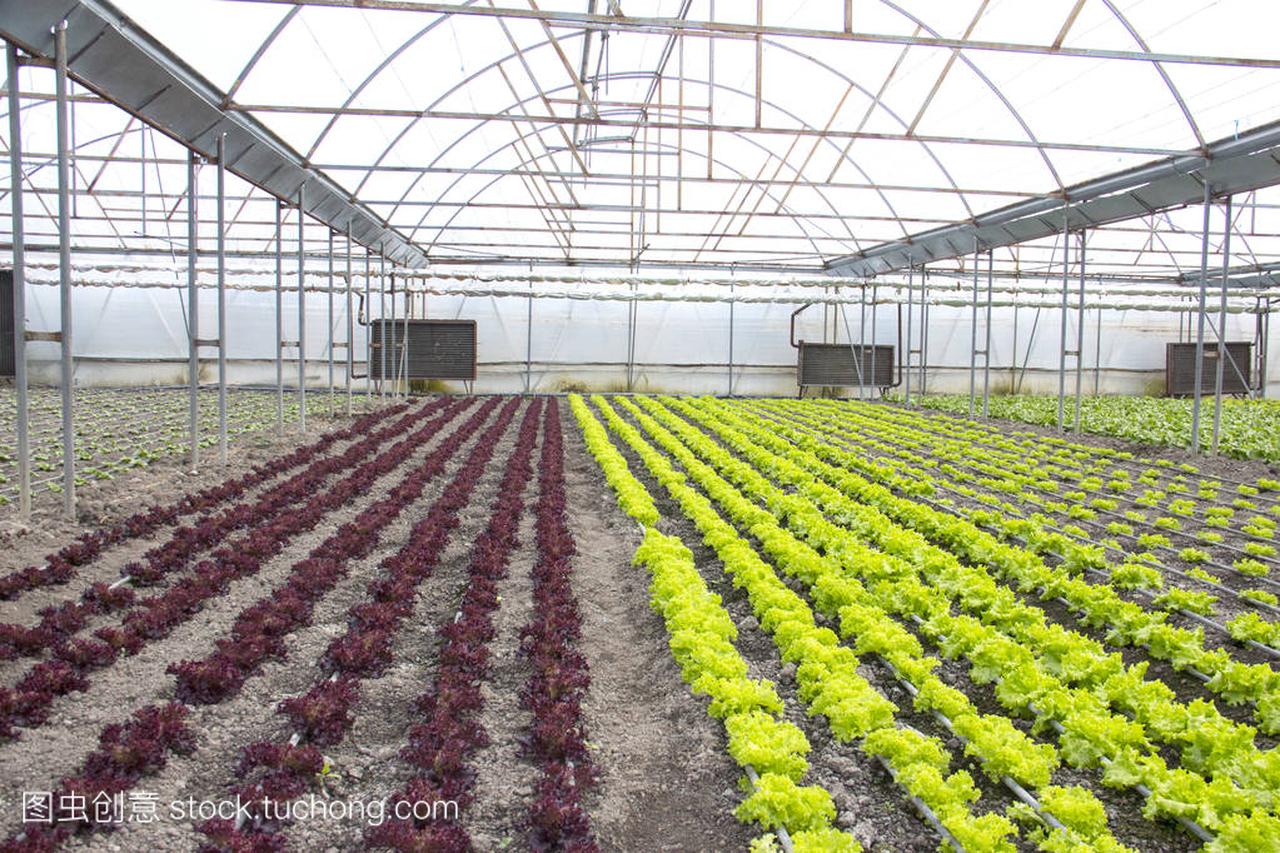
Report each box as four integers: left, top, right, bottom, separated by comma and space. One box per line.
798, 343, 894, 388
0, 271, 13, 378
1165, 341, 1252, 396
369, 319, 477, 381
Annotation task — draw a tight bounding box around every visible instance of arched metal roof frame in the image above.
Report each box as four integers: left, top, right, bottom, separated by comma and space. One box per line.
420, 130, 836, 264
397, 73, 899, 257
0, 0, 1278, 281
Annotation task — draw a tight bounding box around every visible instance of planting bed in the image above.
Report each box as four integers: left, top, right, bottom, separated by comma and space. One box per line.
0, 387, 360, 514
4, 392, 1279, 852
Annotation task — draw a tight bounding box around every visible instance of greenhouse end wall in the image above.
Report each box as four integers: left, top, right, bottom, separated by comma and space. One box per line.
12, 281, 1276, 399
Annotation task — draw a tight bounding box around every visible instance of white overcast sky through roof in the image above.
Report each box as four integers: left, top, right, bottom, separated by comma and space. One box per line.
6, 0, 1280, 282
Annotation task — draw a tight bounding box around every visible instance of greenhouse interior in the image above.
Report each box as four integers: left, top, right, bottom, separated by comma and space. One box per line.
3, 1, 1280, 851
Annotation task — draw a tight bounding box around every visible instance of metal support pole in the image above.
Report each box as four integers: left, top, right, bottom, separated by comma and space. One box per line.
1192, 182, 1212, 454
905, 268, 914, 405
274, 201, 284, 436
54, 22, 75, 515
1094, 307, 1103, 396
216, 134, 228, 464
378, 254, 387, 398
1212, 196, 1233, 454
363, 252, 371, 408
983, 250, 994, 417
327, 229, 335, 408
1074, 232, 1087, 432
969, 242, 979, 417
1057, 215, 1071, 433
626, 283, 637, 392
728, 281, 735, 396
389, 270, 398, 398
919, 267, 929, 396
345, 222, 353, 415
186, 150, 199, 470
526, 282, 533, 393
386, 268, 396, 394
870, 283, 878, 398
7, 45, 30, 517
297, 184, 306, 432
1262, 299, 1271, 399
399, 277, 409, 399
858, 284, 867, 401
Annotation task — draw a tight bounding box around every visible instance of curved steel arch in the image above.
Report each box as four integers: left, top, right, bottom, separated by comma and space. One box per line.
1099, 0, 1205, 150
224, 6, 301, 106
399, 77, 904, 261
301, 0, 480, 161
382, 65, 980, 254
765, 39, 975, 221
293, 21, 992, 244
420, 132, 838, 265
398, 73, 891, 251
875, 0, 1064, 192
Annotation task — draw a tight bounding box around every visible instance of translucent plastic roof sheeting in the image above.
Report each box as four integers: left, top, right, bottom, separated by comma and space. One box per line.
2, 0, 1280, 284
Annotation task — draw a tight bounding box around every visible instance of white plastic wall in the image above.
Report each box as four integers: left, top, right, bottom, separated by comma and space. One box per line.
15, 281, 1277, 399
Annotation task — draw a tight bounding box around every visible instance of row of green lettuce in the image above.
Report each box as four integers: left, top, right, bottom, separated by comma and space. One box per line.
637, 394, 1280, 850
896, 395, 1280, 463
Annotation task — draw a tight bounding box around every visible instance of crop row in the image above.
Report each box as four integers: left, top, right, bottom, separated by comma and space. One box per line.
0, 387, 359, 503
797, 400, 1280, 584
904, 394, 1280, 463
4, 398, 500, 849
520, 401, 598, 851
746, 401, 1280, 651
607, 396, 1162, 851
707, 398, 1280, 734
0, 399, 426, 663
206, 396, 530, 851
0, 400, 406, 603
651, 395, 1280, 847
0, 399, 469, 740
570, 396, 861, 852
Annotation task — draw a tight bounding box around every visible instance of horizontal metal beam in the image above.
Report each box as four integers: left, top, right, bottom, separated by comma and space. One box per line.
826, 119, 1280, 279
236, 101, 1185, 158
223, 0, 1280, 70
0, 0, 428, 266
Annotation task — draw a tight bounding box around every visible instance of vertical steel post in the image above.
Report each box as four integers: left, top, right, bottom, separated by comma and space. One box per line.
1262, 299, 1271, 399
296, 184, 306, 432
983, 250, 994, 417
905, 269, 914, 405
1057, 215, 1071, 433
54, 22, 75, 515
1074, 232, 1087, 432
327, 230, 335, 408
399, 276, 409, 399
870, 283, 878, 398
296, 183, 307, 427
363, 252, 371, 407
7, 45, 30, 517
969, 242, 979, 417
379, 254, 387, 398
274, 201, 284, 436
858, 284, 867, 401
1212, 196, 1234, 454
1094, 308, 1102, 395
919, 267, 929, 395
215, 134, 227, 464
728, 282, 735, 396
345, 223, 353, 415
389, 271, 399, 397
186, 150, 199, 470
1192, 182, 1212, 454
526, 282, 533, 393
